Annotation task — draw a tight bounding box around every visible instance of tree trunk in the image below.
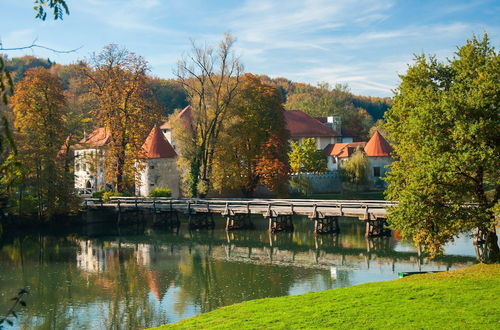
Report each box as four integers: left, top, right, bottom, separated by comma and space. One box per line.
485, 227, 500, 263
115, 149, 126, 192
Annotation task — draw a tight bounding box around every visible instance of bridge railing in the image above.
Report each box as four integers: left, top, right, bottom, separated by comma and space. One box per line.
84, 196, 396, 211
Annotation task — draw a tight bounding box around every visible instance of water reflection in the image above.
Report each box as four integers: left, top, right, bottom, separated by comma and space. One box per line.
0, 217, 477, 329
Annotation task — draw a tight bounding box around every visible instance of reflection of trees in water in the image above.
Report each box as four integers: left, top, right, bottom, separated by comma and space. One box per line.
173, 249, 332, 314
0, 226, 479, 329
0, 236, 170, 329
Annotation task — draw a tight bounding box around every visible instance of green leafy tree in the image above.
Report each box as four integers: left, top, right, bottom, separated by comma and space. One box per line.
289, 138, 327, 173
385, 34, 500, 262
339, 149, 369, 190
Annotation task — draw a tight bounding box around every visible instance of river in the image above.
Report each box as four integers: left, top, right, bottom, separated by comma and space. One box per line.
0, 215, 478, 329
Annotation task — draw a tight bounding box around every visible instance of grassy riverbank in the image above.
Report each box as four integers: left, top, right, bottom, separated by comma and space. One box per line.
153, 264, 500, 329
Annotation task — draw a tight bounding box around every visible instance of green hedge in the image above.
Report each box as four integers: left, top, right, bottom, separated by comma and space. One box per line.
148, 188, 172, 198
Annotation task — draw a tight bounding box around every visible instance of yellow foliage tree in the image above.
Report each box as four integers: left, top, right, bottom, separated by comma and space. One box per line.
81, 44, 160, 192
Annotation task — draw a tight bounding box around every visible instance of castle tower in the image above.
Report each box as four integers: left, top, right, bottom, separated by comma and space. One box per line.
364, 130, 393, 184
136, 126, 180, 197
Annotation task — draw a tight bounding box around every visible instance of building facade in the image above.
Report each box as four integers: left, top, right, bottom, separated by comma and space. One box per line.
73, 128, 111, 192
135, 126, 180, 197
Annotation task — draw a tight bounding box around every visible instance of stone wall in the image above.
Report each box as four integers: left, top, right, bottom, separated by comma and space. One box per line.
136, 158, 180, 197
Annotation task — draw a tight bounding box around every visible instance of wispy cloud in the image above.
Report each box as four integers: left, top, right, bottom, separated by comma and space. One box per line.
74, 0, 173, 34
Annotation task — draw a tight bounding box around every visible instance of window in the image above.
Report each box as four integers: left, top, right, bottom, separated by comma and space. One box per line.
150, 183, 155, 187
76, 163, 80, 171
373, 167, 381, 177
83, 163, 87, 171
150, 165, 155, 169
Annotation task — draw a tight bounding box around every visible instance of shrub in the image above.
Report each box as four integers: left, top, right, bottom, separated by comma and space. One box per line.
148, 188, 172, 198
102, 191, 124, 201
92, 190, 107, 199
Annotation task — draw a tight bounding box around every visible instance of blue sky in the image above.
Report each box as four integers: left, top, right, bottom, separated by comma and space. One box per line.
1, 0, 498, 97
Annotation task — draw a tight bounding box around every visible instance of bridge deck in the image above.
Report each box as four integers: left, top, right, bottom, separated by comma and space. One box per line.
84, 197, 394, 220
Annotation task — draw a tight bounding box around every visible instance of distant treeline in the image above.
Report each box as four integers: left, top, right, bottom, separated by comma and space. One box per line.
2, 55, 390, 123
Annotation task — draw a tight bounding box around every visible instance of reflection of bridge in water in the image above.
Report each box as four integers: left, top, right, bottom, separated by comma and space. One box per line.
78, 228, 476, 274
84, 197, 396, 237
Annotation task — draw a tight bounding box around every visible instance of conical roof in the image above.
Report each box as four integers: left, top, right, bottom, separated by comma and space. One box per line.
140, 126, 177, 159
364, 131, 393, 157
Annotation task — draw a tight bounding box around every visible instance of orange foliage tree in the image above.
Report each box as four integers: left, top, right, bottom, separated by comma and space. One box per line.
212, 74, 289, 196
81, 44, 160, 192
10, 68, 68, 219
255, 131, 290, 195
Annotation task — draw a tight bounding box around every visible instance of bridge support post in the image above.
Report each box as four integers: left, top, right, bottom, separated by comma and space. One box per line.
314, 216, 340, 234
155, 210, 180, 228
365, 218, 391, 238
188, 212, 215, 230
268, 215, 293, 233
226, 213, 253, 231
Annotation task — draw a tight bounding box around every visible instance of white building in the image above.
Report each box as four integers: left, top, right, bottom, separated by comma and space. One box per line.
73, 127, 111, 192
135, 126, 180, 197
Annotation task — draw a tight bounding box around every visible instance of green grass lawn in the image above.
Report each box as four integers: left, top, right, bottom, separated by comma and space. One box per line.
152, 264, 500, 329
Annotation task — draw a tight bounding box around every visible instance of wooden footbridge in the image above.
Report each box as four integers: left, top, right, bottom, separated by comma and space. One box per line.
84, 197, 397, 237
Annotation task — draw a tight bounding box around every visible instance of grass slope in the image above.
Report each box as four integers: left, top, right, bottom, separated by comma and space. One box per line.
153, 264, 500, 329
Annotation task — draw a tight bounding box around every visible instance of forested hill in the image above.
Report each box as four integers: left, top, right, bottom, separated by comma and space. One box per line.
257, 75, 391, 121
3, 55, 390, 139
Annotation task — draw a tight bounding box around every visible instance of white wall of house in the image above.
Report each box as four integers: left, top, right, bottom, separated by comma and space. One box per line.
367, 156, 392, 183
326, 155, 338, 171
136, 158, 180, 197
74, 148, 107, 191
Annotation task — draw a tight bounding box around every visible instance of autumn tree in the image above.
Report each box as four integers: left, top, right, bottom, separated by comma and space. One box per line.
289, 138, 327, 173
255, 132, 290, 195
339, 148, 369, 190
385, 34, 500, 262
212, 74, 288, 196
82, 45, 160, 192
174, 34, 243, 197
10, 68, 68, 219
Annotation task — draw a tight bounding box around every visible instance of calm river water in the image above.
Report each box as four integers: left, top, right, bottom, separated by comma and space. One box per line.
0, 215, 478, 329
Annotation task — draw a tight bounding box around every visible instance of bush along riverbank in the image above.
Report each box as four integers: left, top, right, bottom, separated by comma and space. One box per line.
152, 264, 500, 329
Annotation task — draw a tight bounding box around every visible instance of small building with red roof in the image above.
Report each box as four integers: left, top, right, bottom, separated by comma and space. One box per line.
324, 130, 393, 185
136, 126, 180, 197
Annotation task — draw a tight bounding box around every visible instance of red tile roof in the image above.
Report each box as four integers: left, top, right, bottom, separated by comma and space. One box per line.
364, 131, 393, 157
284, 110, 340, 138
140, 126, 177, 159
324, 142, 366, 158
160, 105, 193, 130
74, 127, 112, 149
